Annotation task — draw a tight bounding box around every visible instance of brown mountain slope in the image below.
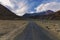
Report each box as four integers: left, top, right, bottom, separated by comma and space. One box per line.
49, 11, 60, 20
36, 10, 60, 20
0, 4, 20, 20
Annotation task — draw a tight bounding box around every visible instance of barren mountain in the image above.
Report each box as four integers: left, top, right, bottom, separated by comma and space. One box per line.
50, 10, 60, 20
0, 4, 20, 20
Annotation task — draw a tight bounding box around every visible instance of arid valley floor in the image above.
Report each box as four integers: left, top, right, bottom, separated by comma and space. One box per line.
0, 20, 60, 40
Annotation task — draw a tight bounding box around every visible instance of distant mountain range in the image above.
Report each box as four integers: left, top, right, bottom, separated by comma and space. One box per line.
23, 10, 60, 20
0, 4, 60, 20
23, 10, 54, 18
36, 10, 60, 20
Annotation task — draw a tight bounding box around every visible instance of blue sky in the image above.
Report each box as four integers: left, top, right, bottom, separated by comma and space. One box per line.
0, 0, 60, 16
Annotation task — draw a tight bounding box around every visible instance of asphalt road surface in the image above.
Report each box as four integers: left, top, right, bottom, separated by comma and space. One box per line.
14, 22, 55, 40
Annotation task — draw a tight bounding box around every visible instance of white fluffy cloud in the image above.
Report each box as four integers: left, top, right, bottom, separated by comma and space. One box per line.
13, 1, 29, 16
14, 2, 28, 16
0, 0, 14, 8
35, 2, 60, 12
15, 6, 28, 16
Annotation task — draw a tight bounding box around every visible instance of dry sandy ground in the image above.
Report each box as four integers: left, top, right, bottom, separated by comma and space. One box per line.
35, 20, 60, 40
0, 20, 28, 40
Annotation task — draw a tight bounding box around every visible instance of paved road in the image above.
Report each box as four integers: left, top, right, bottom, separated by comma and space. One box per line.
14, 22, 54, 40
